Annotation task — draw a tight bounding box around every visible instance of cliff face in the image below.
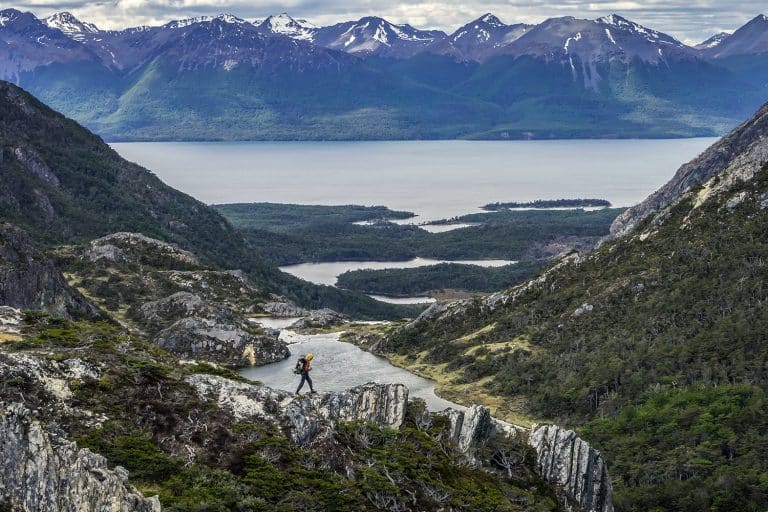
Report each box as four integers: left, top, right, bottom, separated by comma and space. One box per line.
609, 101, 768, 240
528, 424, 613, 512
186, 375, 408, 445
0, 224, 99, 319
0, 402, 160, 512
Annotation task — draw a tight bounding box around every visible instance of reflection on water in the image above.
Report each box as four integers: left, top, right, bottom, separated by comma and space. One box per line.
239, 331, 462, 412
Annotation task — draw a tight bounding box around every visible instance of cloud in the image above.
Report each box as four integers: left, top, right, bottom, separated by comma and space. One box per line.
12, 0, 766, 43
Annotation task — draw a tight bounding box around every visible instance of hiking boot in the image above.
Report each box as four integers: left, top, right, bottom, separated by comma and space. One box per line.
310, 390, 317, 394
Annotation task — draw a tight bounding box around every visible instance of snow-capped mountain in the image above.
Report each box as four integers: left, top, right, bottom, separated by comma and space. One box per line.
0, 8, 95, 79
256, 13, 317, 41
164, 14, 248, 30
313, 16, 445, 58
701, 15, 768, 58
429, 13, 531, 61
43, 12, 98, 42
695, 32, 730, 51
502, 14, 695, 64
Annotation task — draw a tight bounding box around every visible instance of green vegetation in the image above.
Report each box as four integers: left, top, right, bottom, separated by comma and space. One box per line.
215, 202, 623, 296
581, 385, 768, 512
216, 204, 623, 296
215, 203, 413, 232
0, 81, 420, 320
3, 315, 560, 511
482, 199, 612, 210
337, 261, 546, 296
383, 160, 768, 508
22, 52, 767, 140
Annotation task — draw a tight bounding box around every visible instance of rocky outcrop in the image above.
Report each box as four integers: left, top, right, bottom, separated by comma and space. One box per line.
87, 232, 200, 266
401, 253, 583, 333
136, 291, 289, 366
261, 301, 309, 318
155, 316, 289, 366
441, 405, 526, 460
0, 223, 99, 319
528, 424, 613, 512
288, 308, 348, 329
0, 402, 160, 512
609, 101, 768, 240
13, 146, 59, 187
439, 406, 611, 512
186, 375, 407, 444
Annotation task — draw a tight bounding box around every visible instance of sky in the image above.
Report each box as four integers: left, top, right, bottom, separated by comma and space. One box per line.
8, 0, 767, 45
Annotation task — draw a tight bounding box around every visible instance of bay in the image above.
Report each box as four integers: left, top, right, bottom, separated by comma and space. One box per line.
111, 139, 716, 224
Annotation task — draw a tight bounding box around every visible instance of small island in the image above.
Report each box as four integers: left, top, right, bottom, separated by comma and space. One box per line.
482, 198, 612, 211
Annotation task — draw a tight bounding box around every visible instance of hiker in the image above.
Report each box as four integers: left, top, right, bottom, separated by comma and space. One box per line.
295, 353, 315, 394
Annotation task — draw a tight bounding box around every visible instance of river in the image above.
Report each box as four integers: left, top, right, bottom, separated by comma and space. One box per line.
240, 326, 462, 412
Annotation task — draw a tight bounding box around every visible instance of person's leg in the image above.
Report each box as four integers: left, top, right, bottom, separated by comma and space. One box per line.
296, 374, 306, 394
307, 374, 314, 393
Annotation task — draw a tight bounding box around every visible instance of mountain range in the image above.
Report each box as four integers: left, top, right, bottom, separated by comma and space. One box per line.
2, 8, 768, 139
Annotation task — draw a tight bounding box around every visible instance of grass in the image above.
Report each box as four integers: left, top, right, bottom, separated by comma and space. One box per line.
386, 351, 537, 428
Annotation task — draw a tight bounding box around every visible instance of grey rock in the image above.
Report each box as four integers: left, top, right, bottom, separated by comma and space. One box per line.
440, 405, 525, 462
0, 402, 160, 512
759, 192, 768, 209
261, 301, 308, 318
85, 243, 126, 263
528, 424, 613, 512
13, 146, 59, 187
186, 375, 407, 444
725, 191, 749, 211
0, 223, 100, 319
609, 102, 768, 240
289, 308, 347, 329
573, 303, 594, 317
135, 291, 290, 366
89, 232, 200, 266
155, 316, 289, 366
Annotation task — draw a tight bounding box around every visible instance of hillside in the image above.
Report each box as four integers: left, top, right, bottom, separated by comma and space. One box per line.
0, 312, 567, 511
380, 102, 768, 510
0, 80, 419, 319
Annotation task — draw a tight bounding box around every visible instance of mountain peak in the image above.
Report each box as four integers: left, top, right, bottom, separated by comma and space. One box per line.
43, 11, 99, 39
477, 13, 504, 26
597, 14, 632, 27
0, 8, 27, 27
259, 13, 317, 40
695, 32, 730, 50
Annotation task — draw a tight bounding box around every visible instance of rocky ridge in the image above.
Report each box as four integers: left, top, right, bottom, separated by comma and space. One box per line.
0, 223, 99, 319
0, 402, 160, 512
58, 232, 294, 366
0, 319, 611, 511
609, 102, 768, 240
529, 424, 613, 512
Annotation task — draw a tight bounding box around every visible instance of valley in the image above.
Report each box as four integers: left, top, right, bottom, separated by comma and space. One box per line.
1, 4, 768, 509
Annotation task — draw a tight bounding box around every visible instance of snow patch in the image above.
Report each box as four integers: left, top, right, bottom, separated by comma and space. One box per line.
44, 11, 99, 42
564, 32, 582, 53
605, 28, 616, 45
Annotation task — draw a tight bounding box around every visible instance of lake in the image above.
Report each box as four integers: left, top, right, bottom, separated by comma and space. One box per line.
239, 329, 462, 412
279, 257, 516, 287
112, 139, 716, 224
